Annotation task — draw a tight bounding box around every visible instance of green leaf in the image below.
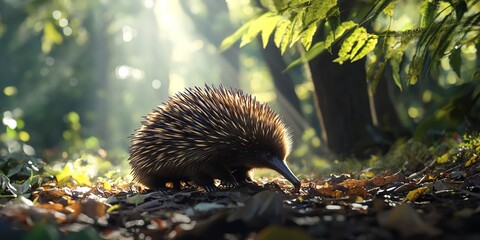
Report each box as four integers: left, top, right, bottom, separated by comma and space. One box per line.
289, 11, 306, 48
219, 20, 252, 52
7, 163, 23, 177
352, 35, 378, 62
362, 0, 396, 23
382, 1, 395, 17
325, 20, 357, 49
10, 178, 31, 196
303, 0, 337, 26
274, 15, 293, 54
241, 13, 278, 48
420, 0, 438, 27
449, 47, 462, 79
300, 0, 338, 49
367, 61, 386, 94
390, 57, 403, 91
126, 193, 148, 205
261, 14, 282, 48
454, 0, 467, 22
300, 24, 318, 50
286, 21, 357, 70
334, 27, 377, 64
41, 21, 63, 53
25, 222, 61, 240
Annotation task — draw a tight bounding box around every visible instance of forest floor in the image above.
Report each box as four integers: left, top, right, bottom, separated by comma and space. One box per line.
1, 134, 480, 239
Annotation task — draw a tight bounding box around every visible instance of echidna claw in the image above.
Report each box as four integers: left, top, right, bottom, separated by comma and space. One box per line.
220, 180, 238, 189
203, 185, 218, 192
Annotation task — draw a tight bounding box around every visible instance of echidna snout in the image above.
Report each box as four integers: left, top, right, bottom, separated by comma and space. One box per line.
128, 85, 300, 191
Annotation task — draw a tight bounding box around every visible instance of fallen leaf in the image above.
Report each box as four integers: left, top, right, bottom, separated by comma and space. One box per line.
465, 154, 478, 167
257, 225, 311, 240
227, 191, 285, 229
404, 186, 430, 202
339, 179, 367, 188
126, 193, 148, 205
369, 172, 403, 187
377, 204, 441, 237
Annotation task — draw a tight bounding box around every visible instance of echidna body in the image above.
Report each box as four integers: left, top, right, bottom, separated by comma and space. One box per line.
129, 85, 300, 191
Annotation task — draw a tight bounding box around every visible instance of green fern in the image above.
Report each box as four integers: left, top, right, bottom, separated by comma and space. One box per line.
221, 0, 480, 90
220, 0, 338, 54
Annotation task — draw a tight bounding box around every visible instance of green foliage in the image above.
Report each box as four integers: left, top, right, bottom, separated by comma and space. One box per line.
0, 154, 44, 198
414, 81, 480, 139
333, 26, 378, 64
220, 0, 340, 54
223, 0, 480, 91
368, 0, 479, 88
42, 21, 63, 53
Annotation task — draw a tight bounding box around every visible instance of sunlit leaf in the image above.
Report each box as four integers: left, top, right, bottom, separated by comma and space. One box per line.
289, 11, 305, 48
352, 35, 378, 62
274, 15, 293, 54
41, 21, 63, 53
300, 24, 317, 50
286, 21, 357, 70
107, 204, 120, 213
436, 153, 450, 164
465, 155, 478, 167
300, 0, 338, 49
334, 27, 378, 64
56, 163, 73, 182
241, 13, 274, 48
404, 186, 429, 202
382, 1, 395, 17
261, 14, 282, 48
219, 20, 252, 52
103, 181, 112, 190
72, 172, 92, 186
420, 0, 438, 27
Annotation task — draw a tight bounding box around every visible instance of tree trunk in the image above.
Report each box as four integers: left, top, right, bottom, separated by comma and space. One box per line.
309, 49, 374, 154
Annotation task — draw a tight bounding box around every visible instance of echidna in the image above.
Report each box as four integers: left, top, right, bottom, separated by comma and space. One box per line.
128, 85, 300, 192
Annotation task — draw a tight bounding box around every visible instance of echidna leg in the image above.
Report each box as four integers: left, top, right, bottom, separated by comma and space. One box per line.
171, 180, 182, 190
192, 174, 217, 192
209, 165, 238, 188
231, 167, 253, 184
195, 165, 237, 191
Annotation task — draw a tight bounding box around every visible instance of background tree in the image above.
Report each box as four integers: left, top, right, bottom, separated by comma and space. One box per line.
221, 0, 480, 155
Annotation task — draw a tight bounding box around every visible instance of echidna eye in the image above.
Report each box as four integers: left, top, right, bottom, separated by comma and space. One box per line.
265, 152, 272, 159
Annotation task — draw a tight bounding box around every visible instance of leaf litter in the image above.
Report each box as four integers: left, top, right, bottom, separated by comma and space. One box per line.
1, 136, 480, 239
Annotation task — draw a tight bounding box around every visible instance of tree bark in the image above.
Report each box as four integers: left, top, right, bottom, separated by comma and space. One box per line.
309, 49, 374, 154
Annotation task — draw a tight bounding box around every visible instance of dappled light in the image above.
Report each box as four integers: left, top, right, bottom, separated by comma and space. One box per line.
0, 0, 479, 239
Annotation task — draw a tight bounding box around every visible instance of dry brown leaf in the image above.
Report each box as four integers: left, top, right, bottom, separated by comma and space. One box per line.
315, 186, 344, 198
369, 172, 402, 187
339, 179, 367, 188
82, 199, 107, 219
346, 185, 368, 198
